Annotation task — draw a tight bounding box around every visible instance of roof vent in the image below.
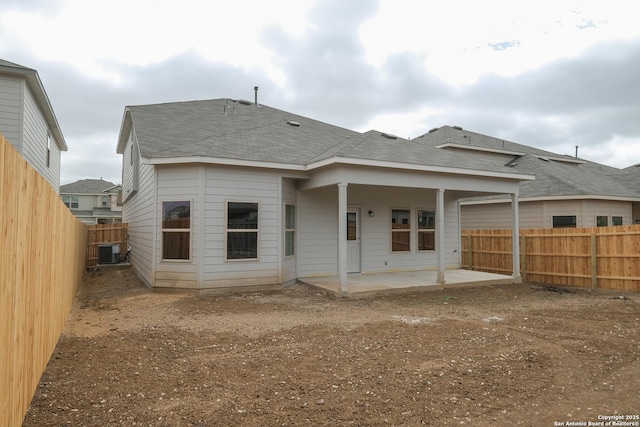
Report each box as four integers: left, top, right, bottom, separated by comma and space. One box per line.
238, 99, 252, 105
452, 125, 463, 130
381, 132, 398, 140
287, 120, 300, 127
428, 127, 439, 133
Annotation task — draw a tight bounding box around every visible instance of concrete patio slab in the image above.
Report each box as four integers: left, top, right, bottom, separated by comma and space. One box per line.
299, 269, 520, 297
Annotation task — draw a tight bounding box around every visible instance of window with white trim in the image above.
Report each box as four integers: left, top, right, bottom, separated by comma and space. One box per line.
391, 209, 410, 252
417, 209, 435, 251
62, 195, 79, 209
285, 204, 295, 257
227, 202, 259, 260
46, 133, 51, 168
162, 201, 191, 260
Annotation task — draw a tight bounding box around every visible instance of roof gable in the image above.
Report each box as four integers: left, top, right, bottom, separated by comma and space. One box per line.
0, 58, 67, 151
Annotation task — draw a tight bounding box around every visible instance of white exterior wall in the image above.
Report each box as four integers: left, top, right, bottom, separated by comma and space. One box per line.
201, 166, 280, 290
461, 199, 632, 229
121, 130, 138, 203
297, 185, 461, 278
121, 132, 155, 287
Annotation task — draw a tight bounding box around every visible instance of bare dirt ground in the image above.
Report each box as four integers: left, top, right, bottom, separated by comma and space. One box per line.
25, 266, 640, 426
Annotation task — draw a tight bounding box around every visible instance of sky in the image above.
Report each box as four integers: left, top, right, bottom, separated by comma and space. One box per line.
1, 0, 639, 185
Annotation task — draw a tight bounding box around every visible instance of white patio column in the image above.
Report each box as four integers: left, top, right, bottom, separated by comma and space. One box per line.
338, 182, 348, 292
511, 193, 521, 278
436, 188, 446, 284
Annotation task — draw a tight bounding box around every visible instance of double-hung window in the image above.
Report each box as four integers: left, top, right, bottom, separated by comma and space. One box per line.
391, 209, 410, 252
162, 201, 191, 260
285, 204, 295, 257
417, 209, 435, 251
62, 195, 79, 209
227, 202, 259, 260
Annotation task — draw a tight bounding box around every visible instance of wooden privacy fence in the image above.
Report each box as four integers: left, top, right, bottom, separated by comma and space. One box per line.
462, 225, 640, 291
86, 223, 128, 268
1, 134, 88, 426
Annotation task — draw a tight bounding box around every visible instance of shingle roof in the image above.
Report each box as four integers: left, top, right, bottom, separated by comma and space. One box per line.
417, 126, 639, 200
122, 99, 526, 176
60, 179, 117, 194
507, 155, 640, 198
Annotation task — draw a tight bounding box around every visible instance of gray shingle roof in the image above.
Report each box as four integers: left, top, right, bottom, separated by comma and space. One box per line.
60, 179, 117, 194
125, 99, 526, 176
507, 155, 640, 198
418, 126, 639, 200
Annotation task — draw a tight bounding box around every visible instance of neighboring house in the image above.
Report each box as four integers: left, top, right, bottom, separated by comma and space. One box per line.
614, 164, 640, 223
0, 59, 67, 192
60, 179, 122, 224
116, 98, 534, 292
415, 126, 640, 229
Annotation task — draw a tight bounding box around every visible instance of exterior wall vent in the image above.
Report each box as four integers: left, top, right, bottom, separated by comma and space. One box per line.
381, 132, 398, 140
287, 120, 300, 127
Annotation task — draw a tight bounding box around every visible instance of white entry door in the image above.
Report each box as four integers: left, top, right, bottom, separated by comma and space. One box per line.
347, 209, 361, 273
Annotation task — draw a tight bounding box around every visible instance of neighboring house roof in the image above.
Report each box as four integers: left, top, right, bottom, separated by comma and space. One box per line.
418, 125, 640, 202
505, 154, 640, 200
117, 99, 532, 179
60, 179, 118, 194
0, 59, 67, 151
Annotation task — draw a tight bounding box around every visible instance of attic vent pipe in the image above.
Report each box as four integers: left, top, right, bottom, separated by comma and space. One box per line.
254, 86, 259, 106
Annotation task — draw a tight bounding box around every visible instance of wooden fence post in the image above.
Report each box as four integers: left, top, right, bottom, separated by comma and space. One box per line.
591, 234, 597, 289
467, 234, 473, 270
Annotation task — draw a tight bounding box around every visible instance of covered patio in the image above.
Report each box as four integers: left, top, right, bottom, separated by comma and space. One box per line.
299, 268, 519, 297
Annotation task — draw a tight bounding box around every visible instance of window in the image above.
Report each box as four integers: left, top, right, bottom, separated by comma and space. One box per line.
62, 195, 79, 209
101, 196, 109, 207
596, 215, 608, 227
162, 201, 191, 260
391, 209, 410, 252
417, 209, 435, 251
227, 202, 258, 260
46, 133, 51, 168
553, 215, 577, 228
612, 216, 623, 226
285, 204, 295, 257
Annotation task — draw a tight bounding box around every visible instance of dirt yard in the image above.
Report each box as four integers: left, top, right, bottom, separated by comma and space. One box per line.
25, 266, 639, 426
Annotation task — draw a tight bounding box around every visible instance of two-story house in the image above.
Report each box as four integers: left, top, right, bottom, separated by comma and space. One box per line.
0, 59, 67, 192
60, 179, 122, 224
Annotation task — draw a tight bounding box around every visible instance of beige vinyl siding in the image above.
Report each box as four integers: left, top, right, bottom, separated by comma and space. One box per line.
461, 199, 632, 229
201, 166, 280, 290
580, 200, 631, 227
0, 75, 22, 149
